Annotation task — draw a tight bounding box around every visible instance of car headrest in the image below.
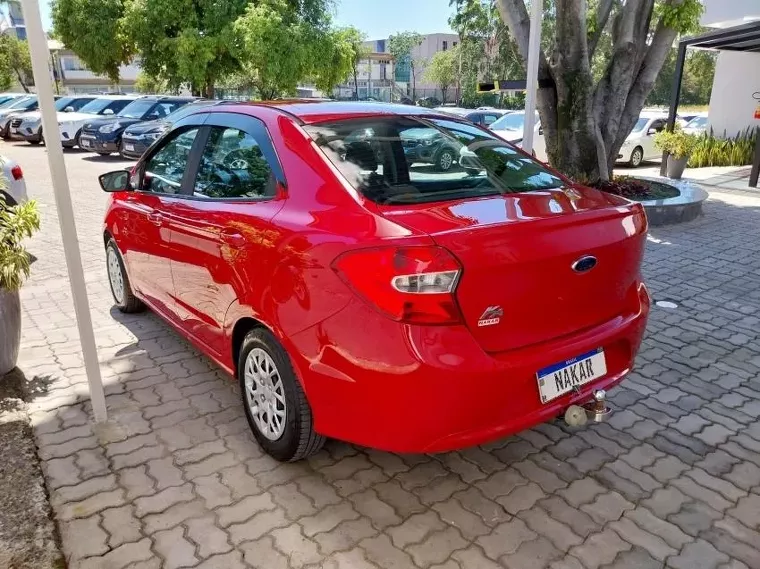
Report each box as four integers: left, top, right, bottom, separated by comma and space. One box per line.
345, 142, 378, 171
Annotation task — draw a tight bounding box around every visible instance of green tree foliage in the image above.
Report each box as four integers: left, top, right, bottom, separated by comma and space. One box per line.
448, 0, 524, 103
344, 27, 370, 99
233, 0, 352, 99
51, 0, 133, 82
124, 0, 249, 96
425, 47, 459, 103
134, 72, 169, 94
647, 49, 716, 106
388, 31, 423, 96
0, 36, 32, 92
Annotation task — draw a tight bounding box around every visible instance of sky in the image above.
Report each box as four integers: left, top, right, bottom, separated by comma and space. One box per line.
35, 0, 455, 38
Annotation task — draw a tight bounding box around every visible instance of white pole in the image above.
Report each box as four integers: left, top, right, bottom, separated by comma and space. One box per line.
522, 0, 543, 153
20, 0, 107, 422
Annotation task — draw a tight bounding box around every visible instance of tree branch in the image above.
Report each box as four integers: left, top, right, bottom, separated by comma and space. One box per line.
588, 0, 617, 59
494, 0, 552, 81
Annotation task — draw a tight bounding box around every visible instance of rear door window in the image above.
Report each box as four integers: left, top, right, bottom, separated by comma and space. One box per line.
306, 116, 563, 205
192, 127, 276, 199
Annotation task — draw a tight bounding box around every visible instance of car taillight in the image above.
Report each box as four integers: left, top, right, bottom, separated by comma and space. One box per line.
333, 246, 463, 324
10, 165, 22, 180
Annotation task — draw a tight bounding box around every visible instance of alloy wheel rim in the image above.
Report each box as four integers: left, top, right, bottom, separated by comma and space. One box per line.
244, 348, 287, 441
440, 152, 453, 170
633, 149, 642, 166
107, 248, 125, 304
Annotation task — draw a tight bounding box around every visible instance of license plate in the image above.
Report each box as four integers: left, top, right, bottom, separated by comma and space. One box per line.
124, 143, 134, 151
81, 138, 91, 147
536, 348, 607, 404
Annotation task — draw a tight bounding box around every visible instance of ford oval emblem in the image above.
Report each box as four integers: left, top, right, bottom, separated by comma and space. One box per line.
572, 255, 597, 273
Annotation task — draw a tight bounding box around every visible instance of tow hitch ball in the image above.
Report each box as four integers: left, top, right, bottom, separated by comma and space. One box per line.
564, 390, 611, 427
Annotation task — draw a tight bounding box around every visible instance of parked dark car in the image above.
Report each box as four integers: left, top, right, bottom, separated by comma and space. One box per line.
79, 96, 196, 156
465, 109, 511, 128
400, 126, 476, 172
120, 99, 228, 159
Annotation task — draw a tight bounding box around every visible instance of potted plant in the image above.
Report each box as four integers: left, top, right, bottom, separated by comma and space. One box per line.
0, 192, 40, 376
654, 126, 698, 180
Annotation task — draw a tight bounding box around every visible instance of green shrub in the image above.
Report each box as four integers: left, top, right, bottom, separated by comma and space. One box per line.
0, 193, 40, 291
653, 125, 699, 159
688, 127, 757, 168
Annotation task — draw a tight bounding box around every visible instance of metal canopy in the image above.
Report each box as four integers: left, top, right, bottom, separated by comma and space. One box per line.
663, 21, 760, 185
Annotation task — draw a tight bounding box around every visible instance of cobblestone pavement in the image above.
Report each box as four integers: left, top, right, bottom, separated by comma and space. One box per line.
6, 139, 760, 569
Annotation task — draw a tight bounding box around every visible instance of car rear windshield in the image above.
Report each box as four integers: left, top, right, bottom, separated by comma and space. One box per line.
305, 116, 563, 205
79, 98, 128, 114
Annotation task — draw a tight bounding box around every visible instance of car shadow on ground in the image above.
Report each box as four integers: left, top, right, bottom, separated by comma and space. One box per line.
81, 154, 136, 164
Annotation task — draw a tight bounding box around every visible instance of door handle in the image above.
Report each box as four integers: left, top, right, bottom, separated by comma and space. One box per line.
147, 212, 163, 226
220, 229, 245, 247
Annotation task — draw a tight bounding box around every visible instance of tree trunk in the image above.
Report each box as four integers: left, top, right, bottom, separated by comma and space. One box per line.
353, 67, 359, 100
204, 82, 215, 99
496, 0, 685, 183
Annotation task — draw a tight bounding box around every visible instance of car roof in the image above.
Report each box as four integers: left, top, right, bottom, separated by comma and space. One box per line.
222, 101, 454, 125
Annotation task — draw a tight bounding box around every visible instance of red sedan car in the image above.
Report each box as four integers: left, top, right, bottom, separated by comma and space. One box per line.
100, 101, 650, 461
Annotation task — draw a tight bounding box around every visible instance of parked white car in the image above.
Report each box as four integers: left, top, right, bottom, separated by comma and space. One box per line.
14, 95, 98, 143
0, 96, 39, 139
489, 110, 548, 161
0, 155, 28, 205
617, 112, 669, 167
683, 113, 708, 135
55, 95, 138, 148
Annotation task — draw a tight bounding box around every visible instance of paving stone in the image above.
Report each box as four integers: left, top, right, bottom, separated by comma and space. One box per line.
59, 516, 109, 560
415, 474, 468, 506
606, 546, 661, 569
143, 499, 209, 534
567, 529, 632, 569
724, 461, 760, 491
217, 493, 276, 527
538, 495, 601, 538
134, 483, 194, 517
387, 510, 446, 549
476, 518, 538, 560
299, 502, 360, 537
496, 482, 545, 515
51, 474, 118, 506
293, 475, 341, 509
271, 524, 322, 568
193, 550, 247, 569
77, 538, 153, 569
154, 525, 198, 569
668, 539, 730, 569
450, 545, 502, 569
270, 481, 318, 519
228, 508, 290, 545
186, 516, 232, 558
519, 506, 583, 551
102, 504, 142, 548
406, 527, 468, 568
360, 533, 417, 569
618, 444, 665, 470
580, 491, 634, 525
146, 457, 184, 490
348, 488, 401, 530
59, 489, 126, 520
702, 523, 760, 569
436, 452, 488, 484
726, 494, 760, 530
475, 468, 528, 500
609, 517, 677, 561
697, 424, 735, 446
453, 487, 510, 527
500, 536, 562, 569
239, 536, 290, 569
624, 507, 691, 550
669, 500, 723, 537
321, 548, 379, 569
671, 476, 733, 512
511, 459, 568, 492
559, 478, 607, 507
641, 487, 689, 518
432, 497, 491, 540
696, 450, 742, 478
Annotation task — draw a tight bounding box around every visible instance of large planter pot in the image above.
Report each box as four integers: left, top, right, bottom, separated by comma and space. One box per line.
0, 287, 21, 376
666, 155, 689, 180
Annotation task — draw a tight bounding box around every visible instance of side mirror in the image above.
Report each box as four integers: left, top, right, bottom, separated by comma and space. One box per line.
538, 126, 544, 136
647, 128, 656, 135
102, 108, 115, 116
64, 106, 75, 112
99, 170, 130, 192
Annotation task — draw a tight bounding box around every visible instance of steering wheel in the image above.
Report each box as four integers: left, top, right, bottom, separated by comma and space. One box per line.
222, 149, 251, 170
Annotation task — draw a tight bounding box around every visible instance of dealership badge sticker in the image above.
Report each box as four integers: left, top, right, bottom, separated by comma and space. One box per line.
478, 305, 503, 327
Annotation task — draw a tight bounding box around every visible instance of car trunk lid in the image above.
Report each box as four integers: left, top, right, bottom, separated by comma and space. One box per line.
379, 186, 647, 353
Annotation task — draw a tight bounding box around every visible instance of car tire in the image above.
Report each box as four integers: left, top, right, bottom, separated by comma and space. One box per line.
238, 327, 325, 462
73, 130, 83, 148
105, 239, 144, 313
436, 148, 455, 172
96, 151, 111, 156
629, 146, 644, 167
28, 139, 40, 145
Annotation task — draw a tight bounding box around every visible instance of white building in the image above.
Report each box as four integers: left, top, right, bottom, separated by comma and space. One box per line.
51, 42, 141, 93
336, 33, 460, 101
701, 0, 760, 137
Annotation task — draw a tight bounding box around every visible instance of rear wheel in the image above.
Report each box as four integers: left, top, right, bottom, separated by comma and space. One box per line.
106, 239, 144, 313
436, 148, 455, 172
238, 328, 324, 462
629, 146, 644, 167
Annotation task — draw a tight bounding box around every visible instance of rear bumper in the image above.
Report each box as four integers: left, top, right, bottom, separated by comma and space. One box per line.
291, 282, 651, 453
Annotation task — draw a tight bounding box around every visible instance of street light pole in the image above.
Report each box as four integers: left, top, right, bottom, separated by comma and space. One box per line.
20, 0, 108, 422
522, 0, 543, 153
